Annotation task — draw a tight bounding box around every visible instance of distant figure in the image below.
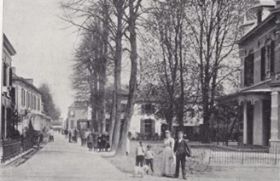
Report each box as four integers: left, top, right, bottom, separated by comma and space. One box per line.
68, 131, 72, 143
73, 129, 78, 143
80, 130, 86, 146
174, 131, 192, 179
162, 130, 175, 177
97, 134, 102, 152
87, 133, 94, 151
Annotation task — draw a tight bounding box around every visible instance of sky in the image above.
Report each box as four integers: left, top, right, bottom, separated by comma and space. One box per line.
3, 0, 78, 118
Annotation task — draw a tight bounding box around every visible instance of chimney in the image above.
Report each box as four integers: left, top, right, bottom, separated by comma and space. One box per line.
25, 79, 34, 85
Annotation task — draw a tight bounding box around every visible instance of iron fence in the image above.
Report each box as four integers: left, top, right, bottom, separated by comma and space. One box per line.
1, 136, 37, 163
1, 139, 22, 163
190, 148, 280, 166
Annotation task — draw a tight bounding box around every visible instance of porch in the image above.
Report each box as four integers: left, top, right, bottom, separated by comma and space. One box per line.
239, 88, 280, 153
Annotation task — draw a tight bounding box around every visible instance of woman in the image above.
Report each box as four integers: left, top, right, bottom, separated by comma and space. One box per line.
162, 130, 175, 177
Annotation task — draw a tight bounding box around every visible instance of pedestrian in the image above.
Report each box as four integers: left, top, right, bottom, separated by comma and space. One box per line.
68, 130, 72, 143
134, 141, 145, 177
145, 145, 154, 174
174, 131, 192, 180
162, 130, 175, 177
73, 129, 78, 143
87, 132, 94, 151
80, 130, 86, 146
97, 134, 102, 152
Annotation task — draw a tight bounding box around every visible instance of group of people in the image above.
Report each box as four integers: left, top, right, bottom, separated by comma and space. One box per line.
66, 129, 110, 152
86, 132, 110, 151
135, 130, 191, 179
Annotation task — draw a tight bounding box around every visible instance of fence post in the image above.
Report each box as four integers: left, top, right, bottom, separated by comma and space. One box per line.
241, 151, 244, 165
208, 150, 211, 165
275, 147, 278, 165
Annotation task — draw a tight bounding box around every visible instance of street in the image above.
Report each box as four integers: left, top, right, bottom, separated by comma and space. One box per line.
0, 133, 130, 181
0, 133, 279, 181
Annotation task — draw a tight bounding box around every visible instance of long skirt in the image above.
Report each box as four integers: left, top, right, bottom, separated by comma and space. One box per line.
162, 147, 175, 176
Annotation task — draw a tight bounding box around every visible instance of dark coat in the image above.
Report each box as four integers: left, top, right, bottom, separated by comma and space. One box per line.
174, 139, 191, 157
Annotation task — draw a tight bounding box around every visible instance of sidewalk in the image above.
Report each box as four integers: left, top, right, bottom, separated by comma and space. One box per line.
0, 133, 279, 181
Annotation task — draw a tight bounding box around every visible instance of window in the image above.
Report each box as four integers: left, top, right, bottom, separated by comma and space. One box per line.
2, 63, 7, 86
261, 47, 266, 81
9, 67, 12, 86
261, 41, 275, 79
270, 41, 275, 74
141, 104, 156, 115
142, 119, 154, 136
244, 52, 254, 87
21, 89, 25, 106
27, 92, 30, 108
34, 96, 37, 110
38, 98, 41, 111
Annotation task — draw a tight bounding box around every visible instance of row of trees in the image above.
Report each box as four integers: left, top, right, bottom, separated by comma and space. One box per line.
61, 0, 253, 154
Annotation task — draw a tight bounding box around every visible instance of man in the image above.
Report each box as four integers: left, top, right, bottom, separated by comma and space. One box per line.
174, 131, 191, 179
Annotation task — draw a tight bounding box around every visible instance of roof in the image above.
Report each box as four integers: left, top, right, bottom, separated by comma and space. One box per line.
3, 34, 16, 56
239, 5, 280, 45
216, 81, 272, 102
253, 0, 275, 8
12, 74, 42, 95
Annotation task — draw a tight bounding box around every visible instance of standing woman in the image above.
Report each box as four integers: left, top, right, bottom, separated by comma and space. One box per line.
162, 130, 175, 177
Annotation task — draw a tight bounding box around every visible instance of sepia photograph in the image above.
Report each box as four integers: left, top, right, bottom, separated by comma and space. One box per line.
0, 0, 280, 180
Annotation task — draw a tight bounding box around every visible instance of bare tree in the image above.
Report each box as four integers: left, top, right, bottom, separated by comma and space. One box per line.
143, 0, 190, 130
117, 0, 143, 154
184, 0, 252, 142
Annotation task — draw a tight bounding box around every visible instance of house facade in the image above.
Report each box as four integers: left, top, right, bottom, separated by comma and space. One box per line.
238, 0, 280, 152
1, 34, 16, 140
12, 74, 51, 133
67, 101, 91, 130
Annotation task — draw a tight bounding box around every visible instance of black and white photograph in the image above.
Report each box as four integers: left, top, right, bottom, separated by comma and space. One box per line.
0, 0, 280, 180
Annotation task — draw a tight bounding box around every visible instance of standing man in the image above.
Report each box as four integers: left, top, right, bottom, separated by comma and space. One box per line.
174, 131, 191, 179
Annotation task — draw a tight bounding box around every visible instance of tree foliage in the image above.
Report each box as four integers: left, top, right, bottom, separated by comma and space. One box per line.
38, 83, 61, 120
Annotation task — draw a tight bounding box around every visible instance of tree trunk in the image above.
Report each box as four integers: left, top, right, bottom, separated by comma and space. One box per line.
109, 91, 116, 147
100, 0, 109, 134
111, 3, 124, 150
117, 0, 138, 154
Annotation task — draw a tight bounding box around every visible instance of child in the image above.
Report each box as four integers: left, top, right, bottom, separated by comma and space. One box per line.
134, 141, 145, 177
145, 145, 154, 174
